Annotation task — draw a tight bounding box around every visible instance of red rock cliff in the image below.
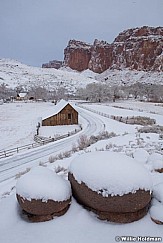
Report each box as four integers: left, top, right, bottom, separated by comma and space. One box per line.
42, 60, 63, 69
64, 26, 163, 73
64, 40, 91, 71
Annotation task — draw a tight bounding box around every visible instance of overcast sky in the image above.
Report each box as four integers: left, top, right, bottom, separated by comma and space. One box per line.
0, 0, 162, 67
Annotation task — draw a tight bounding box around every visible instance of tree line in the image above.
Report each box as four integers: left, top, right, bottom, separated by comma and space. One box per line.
0, 82, 163, 103
76, 82, 163, 103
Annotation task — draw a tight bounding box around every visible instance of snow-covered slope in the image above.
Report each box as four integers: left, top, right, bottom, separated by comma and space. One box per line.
0, 59, 97, 94
0, 59, 162, 95
95, 68, 163, 86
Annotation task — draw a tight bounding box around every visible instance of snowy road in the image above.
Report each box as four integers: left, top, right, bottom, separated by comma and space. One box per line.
0, 107, 105, 183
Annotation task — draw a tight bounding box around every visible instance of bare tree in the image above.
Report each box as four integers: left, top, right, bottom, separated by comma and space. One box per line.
76, 83, 113, 102
0, 83, 15, 100
28, 86, 48, 100
56, 87, 68, 100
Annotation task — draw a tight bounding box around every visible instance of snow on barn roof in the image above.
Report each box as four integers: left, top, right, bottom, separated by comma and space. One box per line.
42, 99, 74, 120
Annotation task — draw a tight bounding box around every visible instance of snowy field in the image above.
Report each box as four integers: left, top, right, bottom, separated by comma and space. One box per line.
0, 101, 81, 151
0, 100, 163, 243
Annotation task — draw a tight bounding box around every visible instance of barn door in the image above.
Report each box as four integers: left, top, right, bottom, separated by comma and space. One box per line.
68, 113, 72, 124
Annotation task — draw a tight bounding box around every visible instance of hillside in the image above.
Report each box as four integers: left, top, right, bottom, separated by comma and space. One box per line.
0, 59, 97, 94
0, 58, 163, 94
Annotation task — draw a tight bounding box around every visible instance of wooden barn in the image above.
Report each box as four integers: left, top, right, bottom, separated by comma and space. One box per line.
42, 100, 78, 126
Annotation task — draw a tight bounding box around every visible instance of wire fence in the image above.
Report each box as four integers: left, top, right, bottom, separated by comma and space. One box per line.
0, 126, 82, 160
77, 104, 156, 125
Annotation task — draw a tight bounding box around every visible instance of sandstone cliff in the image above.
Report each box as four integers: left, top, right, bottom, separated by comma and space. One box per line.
42, 60, 63, 69
64, 26, 163, 73
64, 40, 91, 71
43, 26, 163, 73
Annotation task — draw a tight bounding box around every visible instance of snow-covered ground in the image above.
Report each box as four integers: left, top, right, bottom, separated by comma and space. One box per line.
0, 100, 163, 243
0, 101, 82, 151
95, 68, 163, 86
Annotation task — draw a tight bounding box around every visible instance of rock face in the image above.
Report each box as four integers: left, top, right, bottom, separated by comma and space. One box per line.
64, 26, 163, 73
112, 26, 163, 72
42, 60, 63, 69
88, 39, 113, 73
64, 40, 92, 71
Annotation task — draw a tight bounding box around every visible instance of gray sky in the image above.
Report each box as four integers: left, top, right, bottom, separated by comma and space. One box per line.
0, 0, 162, 67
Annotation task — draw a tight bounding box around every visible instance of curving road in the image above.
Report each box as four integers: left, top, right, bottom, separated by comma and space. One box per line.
0, 106, 105, 183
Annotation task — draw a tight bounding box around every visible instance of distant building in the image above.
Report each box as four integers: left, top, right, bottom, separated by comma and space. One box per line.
16, 92, 28, 101
42, 99, 78, 126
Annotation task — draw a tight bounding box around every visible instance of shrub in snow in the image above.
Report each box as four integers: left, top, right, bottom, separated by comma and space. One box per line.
58, 152, 64, 160
152, 160, 163, 173
16, 166, 71, 222
132, 148, 149, 165
150, 204, 163, 225
131, 116, 156, 126
68, 151, 152, 223
77, 135, 90, 150
138, 125, 163, 134
114, 116, 156, 126
49, 155, 59, 163
15, 168, 31, 179
62, 150, 72, 158
71, 143, 78, 153
55, 166, 68, 175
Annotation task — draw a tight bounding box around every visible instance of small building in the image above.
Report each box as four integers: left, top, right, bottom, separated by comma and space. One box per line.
16, 92, 28, 101
42, 100, 78, 126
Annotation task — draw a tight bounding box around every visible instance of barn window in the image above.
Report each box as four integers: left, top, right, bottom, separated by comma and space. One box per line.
68, 113, 71, 119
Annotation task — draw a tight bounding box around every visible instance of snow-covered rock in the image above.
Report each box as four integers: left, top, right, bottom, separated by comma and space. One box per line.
153, 183, 163, 203
133, 148, 149, 164
16, 166, 71, 202
69, 151, 152, 223
150, 204, 163, 224
152, 160, 163, 172
69, 151, 152, 196
16, 166, 72, 221
148, 153, 163, 164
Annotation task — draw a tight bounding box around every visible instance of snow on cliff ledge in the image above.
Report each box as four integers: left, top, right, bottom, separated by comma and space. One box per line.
69, 151, 153, 197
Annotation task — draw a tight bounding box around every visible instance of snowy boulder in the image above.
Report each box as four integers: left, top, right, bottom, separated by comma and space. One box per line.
148, 153, 163, 173
150, 204, 163, 225
16, 166, 72, 222
148, 153, 163, 164
132, 148, 149, 164
153, 183, 163, 203
68, 151, 152, 223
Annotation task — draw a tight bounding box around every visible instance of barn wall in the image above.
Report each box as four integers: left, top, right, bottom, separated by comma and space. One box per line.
42, 104, 78, 126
